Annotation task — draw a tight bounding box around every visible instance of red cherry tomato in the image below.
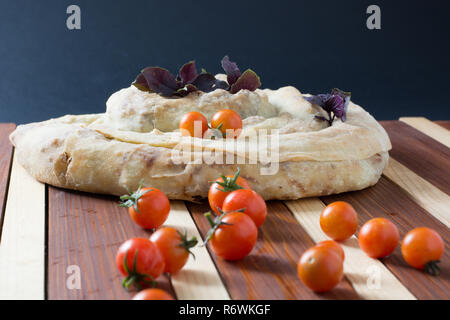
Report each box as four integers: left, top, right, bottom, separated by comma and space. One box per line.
210, 109, 242, 138
120, 186, 170, 230
179, 111, 208, 138
320, 201, 358, 241
150, 227, 197, 274
222, 189, 267, 227
358, 218, 399, 258
315, 240, 345, 261
116, 238, 165, 290
132, 288, 174, 300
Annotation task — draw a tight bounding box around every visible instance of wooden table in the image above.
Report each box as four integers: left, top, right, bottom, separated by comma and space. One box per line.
0, 118, 448, 300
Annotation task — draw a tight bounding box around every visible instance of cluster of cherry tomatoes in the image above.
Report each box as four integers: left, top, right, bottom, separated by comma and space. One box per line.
297, 201, 445, 292
179, 109, 243, 139
204, 168, 267, 260
116, 184, 195, 300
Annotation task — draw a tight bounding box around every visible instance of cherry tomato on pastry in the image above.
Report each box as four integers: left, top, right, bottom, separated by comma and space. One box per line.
116, 238, 165, 290
120, 184, 170, 230
179, 111, 208, 138
132, 288, 175, 300
358, 218, 399, 259
297, 246, 344, 292
150, 227, 198, 274
204, 210, 257, 261
315, 240, 345, 262
208, 168, 251, 214
401, 227, 444, 275
320, 201, 358, 241
222, 189, 267, 227
210, 109, 242, 138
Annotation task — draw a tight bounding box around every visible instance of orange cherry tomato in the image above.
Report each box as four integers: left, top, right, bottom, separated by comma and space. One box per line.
210, 109, 242, 138
222, 189, 267, 227
320, 201, 358, 241
208, 169, 251, 214
315, 240, 345, 261
132, 288, 174, 300
116, 238, 165, 290
401, 227, 444, 275
179, 111, 208, 138
207, 211, 257, 261
120, 186, 170, 230
358, 218, 399, 258
150, 227, 197, 274
297, 246, 344, 292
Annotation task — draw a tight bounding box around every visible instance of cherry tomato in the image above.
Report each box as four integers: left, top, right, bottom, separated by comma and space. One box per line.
132, 288, 174, 300
116, 238, 165, 290
150, 227, 197, 274
222, 189, 267, 227
208, 168, 251, 214
401, 227, 444, 275
205, 211, 257, 261
120, 185, 170, 230
210, 109, 242, 138
315, 240, 345, 261
179, 111, 208, 138
320, 201, 358, 241
297, 246, 344, 292
358, 218, 399, 258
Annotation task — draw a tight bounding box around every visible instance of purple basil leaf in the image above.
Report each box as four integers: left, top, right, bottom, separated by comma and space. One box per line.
214, 79, 229, 90
178, 61, 198, 84
191, 73, 217, 92
141, 67, 179, 96
305, 94, 331, 108
229, 69, 261, 94
175, 84, 198, 97
221, 55, 241, 86
132, 73, 151, 92
331, 88, 351, 121
326, 95, 345, 118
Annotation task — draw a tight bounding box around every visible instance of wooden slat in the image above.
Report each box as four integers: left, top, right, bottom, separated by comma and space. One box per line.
384, 158, 450, 227
381, 121, 450, 195
0, 123, 15, 231
399, 117, 450, 148
47, 187, 175, 300
284, 198, 415, 300
0, 155, 46, 299
167, 201, 230, 300
187, 201, 360, 300
320, 176, 450, 299
435, 121, 450, 131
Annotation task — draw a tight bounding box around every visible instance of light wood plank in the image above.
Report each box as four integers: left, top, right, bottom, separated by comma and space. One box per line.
383, 158, 450, 228
400, 117, 450, 148
284, 198, 416, 300
0, 155, 46, 299
165, 201, 230, 300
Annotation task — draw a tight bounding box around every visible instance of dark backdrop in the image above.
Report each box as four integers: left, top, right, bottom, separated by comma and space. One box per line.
1, 0, 449, 124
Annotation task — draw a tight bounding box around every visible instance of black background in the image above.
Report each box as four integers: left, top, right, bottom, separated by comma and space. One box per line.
1, 0, 449, 124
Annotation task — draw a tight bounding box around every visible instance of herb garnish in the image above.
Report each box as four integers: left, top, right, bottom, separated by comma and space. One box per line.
305, 88, 351, 126
132, 56, 261, 97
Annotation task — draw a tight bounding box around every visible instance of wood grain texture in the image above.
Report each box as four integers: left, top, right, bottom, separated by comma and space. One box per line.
0, 123, 15, 234
284, 198, 415, 300
167, 201, 230, 300
47, 187, 175, 300
0, 155, 46, 299
186, 201, 360, 300
381, 121, 450, 195
435, 121, 450, 130
399, 117, 450, 147
320, 176, 450, 300
384, 158, 450, 228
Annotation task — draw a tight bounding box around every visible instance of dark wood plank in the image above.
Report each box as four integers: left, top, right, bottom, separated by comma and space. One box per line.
381, 121, 450, 194
0, 123, 15, 238
48, 187, 176, 300
186, 200, 359, 300
321, 176, 450, 300
435, 120, 450, 130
